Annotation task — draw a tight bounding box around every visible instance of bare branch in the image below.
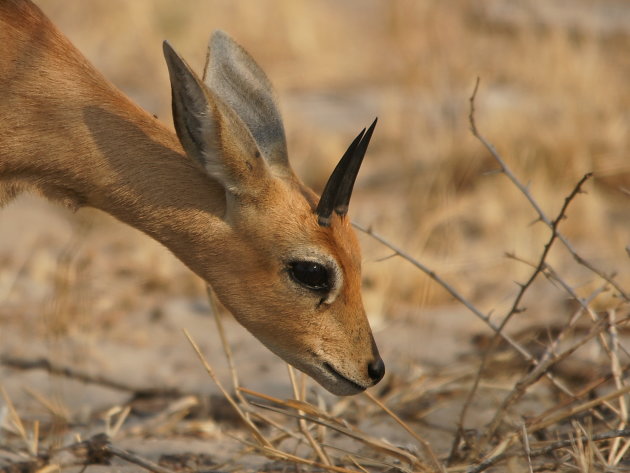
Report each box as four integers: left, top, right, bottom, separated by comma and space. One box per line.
451, 79, 607, 460
476, 172, 595, 447
352, 223, 530, 360
469, 78, 628, 302
482, 316, 609, 443
0, 356, 180, 398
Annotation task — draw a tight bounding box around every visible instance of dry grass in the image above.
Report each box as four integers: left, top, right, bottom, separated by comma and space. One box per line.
1, 0, 630, 472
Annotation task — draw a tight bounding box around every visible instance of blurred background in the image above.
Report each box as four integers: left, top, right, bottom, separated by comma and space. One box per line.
1, 0, 629, 377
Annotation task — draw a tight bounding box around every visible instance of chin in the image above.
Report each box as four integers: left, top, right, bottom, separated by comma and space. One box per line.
301, 361, 369, 396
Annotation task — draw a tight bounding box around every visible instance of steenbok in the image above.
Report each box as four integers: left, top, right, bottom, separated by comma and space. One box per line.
0, 0, 384, 395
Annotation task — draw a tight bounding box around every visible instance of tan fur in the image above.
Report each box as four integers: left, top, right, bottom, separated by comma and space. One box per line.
0, 0, 383, 395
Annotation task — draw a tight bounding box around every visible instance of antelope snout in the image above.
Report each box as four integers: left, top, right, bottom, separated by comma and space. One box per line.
366, 335, 385, 384
367, 356, 385, 383
312, 345, 385, 396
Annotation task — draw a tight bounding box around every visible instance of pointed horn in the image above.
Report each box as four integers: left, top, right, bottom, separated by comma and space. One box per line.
333, 117, 377, 216
315, 118, 377, 227
315, 127, 366, 226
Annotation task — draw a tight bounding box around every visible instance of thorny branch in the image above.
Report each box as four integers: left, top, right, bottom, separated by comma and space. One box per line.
353, 223, 608, 443
450, 79, 596, 460
467, 77, 628, 303
481, 316, 610, 444
353, 222, 531, 361
357, 78, 628, 469
353, 175, 599, 463
472, 171, 593, 450
498, 171, 593, 333
355, 136, 596, 463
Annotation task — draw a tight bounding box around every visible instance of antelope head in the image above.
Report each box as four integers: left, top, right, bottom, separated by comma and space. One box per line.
163, 32, 384, 395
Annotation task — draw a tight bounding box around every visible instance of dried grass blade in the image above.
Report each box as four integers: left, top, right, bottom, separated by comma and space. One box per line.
183, 329, 271, 448
249, 400, 421, 467
206, 285, 250, 408
287, 364, 332, 466
239, 386, 343, 425
23, 385, 70, 420
530, 383, 630, 433
363, 390, 444, 473
0, 385, 31, 454
323, 443, 414, 473
235, 434, 363, 473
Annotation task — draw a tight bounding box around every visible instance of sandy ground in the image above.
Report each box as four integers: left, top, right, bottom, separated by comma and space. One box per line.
0, 196, 514, 470
2, 197, 625, 472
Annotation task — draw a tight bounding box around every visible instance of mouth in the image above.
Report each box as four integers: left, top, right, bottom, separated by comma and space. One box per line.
264, 345, 370, 396
322, 362, 367, 395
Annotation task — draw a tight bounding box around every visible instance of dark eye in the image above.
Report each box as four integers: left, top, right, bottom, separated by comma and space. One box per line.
289, 261, 330, 292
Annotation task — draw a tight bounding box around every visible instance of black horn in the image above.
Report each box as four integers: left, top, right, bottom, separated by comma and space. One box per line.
315, 118, 377, 226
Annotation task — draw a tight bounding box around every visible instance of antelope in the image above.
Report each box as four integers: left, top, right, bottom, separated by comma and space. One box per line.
0, 0, 385, 395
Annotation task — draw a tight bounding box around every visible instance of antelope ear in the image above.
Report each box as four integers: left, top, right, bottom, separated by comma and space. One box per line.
163, 41, 271, 197
203, 31, 291, 177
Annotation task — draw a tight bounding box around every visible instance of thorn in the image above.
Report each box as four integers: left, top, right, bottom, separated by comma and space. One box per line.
375, 252, 398, 263
528, 217, 543, 227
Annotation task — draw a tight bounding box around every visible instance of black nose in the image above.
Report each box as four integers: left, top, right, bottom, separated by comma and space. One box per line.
367, 357, 385, 383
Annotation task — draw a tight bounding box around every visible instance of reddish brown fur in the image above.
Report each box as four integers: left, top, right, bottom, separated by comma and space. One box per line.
0, 0, 383, 395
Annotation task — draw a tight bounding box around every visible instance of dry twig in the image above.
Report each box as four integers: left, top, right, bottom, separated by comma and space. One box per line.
467, 77, 628, 303
183, 329, 271, 448
0, 356, 180, 398
363, 390, 444, 473
460, 79, 594, 456
467, 428, 630, 473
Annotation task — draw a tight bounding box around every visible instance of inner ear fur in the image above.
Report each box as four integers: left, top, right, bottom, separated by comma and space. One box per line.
204, 31, 290, 174
163, 40, 272, 197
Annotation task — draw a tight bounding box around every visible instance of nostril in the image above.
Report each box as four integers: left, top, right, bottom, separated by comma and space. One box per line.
367, 357, 385, 383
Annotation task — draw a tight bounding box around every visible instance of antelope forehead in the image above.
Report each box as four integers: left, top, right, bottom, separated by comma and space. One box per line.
326, 219, 363, 271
